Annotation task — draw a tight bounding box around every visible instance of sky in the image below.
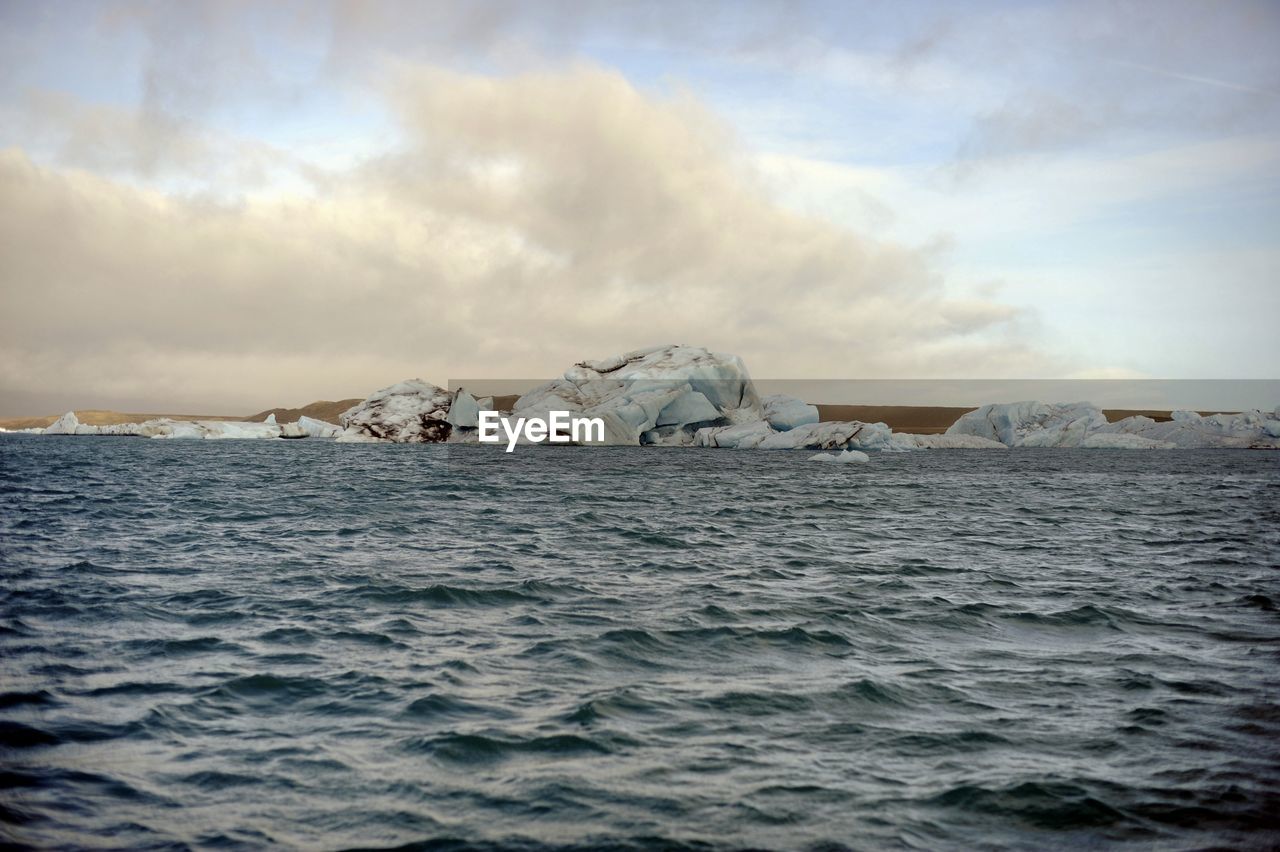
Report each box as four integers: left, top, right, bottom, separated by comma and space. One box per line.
1, 0, 1278, 414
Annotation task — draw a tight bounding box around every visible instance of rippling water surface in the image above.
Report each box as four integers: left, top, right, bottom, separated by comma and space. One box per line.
2, 438, 1278, 850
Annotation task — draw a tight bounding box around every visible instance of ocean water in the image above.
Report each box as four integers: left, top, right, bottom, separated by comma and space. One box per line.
1, 438, 1278, 851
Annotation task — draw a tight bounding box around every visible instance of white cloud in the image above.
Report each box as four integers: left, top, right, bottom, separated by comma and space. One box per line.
0, 65, 1042, 414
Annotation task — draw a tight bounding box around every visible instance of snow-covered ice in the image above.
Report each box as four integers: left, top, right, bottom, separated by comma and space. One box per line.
1080, 433, 1175, 450
757, 420, 896, 451
946, 401, 1280, 449
762, 394, 819, 432
946, 401, 1106, 448
808, 449, 870, 464
890, 433, 1008, 450
514, 345, 761, 446
338, 379, 456, 443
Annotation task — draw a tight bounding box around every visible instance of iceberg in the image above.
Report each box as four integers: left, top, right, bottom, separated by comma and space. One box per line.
889, 433, 1008, 450
338, 379, 458, 443
757, 420, 896, 451
1080, 433, 1174, 450
446, 391, 481, 429
44, 411, 82, 435
945, 401, 1106, 448
693, 420, 776, 449
203, 421, 282, 440
139, 419, 210, 439
1101, 410, 1279, 448
25, 409, 345, 442
513, 345, 761, 446
296, 416, 342, 438
946, 400, 1280, 449
336, 381, 510, 443
808, 449, 870, 464
761, 394, 819, 432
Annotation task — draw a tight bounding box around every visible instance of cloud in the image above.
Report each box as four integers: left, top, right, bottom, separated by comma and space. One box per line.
948, 0, 1280, 164
1, 89, 306, 187
0, 65, 1040, 414
759, 133, 1280, 245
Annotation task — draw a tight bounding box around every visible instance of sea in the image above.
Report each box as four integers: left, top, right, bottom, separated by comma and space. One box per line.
1, 437, 1278, 850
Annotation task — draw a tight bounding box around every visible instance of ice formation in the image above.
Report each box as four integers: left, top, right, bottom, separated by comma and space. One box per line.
44, 411, 85, 435
1080, 433, 1175, 450
337, 380, 458, 443
946, 401, 1280, 449
945, 402, 1106, 448
808, 449, 870, 464
513, 345, 761, 446
757, 420, 896, 451
1097, 410, 1280, 448
24, 410, 344, 442
888, 433, 1008, 450
761, 394, 820, 432
14, 346, 1277, 452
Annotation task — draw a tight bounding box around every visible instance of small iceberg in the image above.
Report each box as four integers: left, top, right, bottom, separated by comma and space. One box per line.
1080, 433, 1174, 450
808, 449, 869, 464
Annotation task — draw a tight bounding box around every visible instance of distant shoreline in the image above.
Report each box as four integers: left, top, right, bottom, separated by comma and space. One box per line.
0, 402, 1203, 435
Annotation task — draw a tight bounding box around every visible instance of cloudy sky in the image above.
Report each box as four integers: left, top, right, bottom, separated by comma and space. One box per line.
1, 0, 1277, 414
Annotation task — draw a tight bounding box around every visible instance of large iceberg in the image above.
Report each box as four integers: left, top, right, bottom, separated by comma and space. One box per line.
44, 411, 88, 435
1099, 410, 1279, 448
337, 380, 480, 443
945, 401, 1106, 448
512, 345, 761, 446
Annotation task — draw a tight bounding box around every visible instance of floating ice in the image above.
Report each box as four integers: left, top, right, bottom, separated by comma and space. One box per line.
889, 433, 1008, 450
946, 401, 1106, 448
808, 449, 870, 464
946, 400, 1279, 448
515, 345, 760, 446
337, 379, 456, 443
693, 420, 775, 449
757, 420, 896, 451
1080, 433, 1174, 450
1102, 410, 1278, 448
296, 416, 342, 438
761, 394, 819, 432
43, 411, 82, 435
